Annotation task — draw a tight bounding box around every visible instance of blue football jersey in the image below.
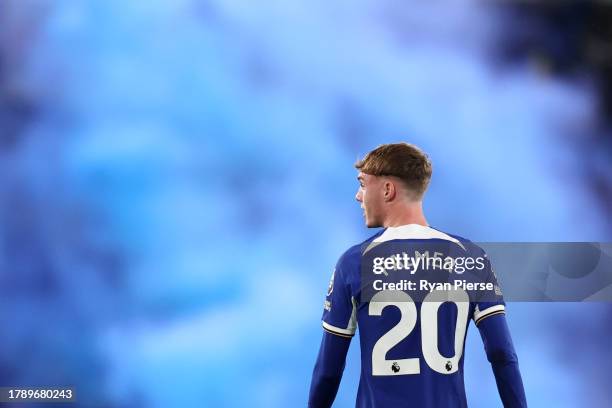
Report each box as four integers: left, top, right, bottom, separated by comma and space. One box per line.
321, 224, 505, 408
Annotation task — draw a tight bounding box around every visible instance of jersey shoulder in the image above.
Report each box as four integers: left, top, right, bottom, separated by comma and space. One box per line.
428, 226, 487, 257
336, 229, 386, 273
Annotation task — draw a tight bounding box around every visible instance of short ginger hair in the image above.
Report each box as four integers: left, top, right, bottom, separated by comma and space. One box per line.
355, 143, 432, 199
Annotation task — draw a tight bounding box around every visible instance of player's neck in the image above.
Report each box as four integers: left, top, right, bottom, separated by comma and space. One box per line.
382, 202, 428, 228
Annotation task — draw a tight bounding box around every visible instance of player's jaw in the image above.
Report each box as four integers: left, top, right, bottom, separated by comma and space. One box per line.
365, 209, 382, 228
361, 205, 370, 226
361, 202, 383, 228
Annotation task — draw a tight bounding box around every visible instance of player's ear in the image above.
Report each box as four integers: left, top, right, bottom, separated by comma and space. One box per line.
383, 180, 396, 202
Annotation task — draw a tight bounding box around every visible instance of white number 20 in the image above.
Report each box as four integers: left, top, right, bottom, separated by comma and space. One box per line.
368, 289, 469, 376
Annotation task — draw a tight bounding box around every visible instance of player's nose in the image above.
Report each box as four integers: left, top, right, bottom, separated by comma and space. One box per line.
355, 190, 362, 202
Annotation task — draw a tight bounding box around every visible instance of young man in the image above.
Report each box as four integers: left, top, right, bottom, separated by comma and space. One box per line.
308, 143, 527, 408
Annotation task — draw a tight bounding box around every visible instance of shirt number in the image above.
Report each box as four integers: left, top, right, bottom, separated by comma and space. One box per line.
369, 289, 469, 376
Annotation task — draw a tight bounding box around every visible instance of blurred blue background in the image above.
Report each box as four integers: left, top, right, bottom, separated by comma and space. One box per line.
1, 1, 611, 407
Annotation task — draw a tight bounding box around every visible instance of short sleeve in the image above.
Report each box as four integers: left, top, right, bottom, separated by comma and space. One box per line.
473, 252, 506, 326
321, 253, 357, 338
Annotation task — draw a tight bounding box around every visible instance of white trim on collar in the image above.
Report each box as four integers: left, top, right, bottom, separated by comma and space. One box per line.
365, 224, 466, 253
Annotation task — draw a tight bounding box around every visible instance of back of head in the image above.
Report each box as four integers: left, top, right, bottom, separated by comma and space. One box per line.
355, 143, 432, 200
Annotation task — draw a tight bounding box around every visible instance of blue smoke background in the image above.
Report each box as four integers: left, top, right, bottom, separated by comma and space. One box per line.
1, 1, 611, 407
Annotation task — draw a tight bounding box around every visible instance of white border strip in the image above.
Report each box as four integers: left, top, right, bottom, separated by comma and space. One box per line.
322, 321, 355, 336
474, 304, 505, 322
